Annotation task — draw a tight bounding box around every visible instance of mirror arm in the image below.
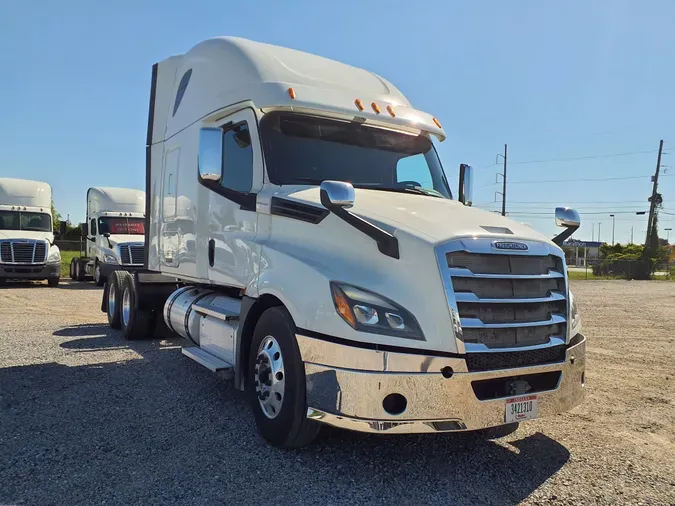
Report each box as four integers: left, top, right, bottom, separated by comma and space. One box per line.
552, 225, 579, 247
320, 190, 399, 259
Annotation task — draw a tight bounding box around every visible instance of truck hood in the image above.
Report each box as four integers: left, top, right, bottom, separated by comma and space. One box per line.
281, 187, 554, 244
0, 230, 54, 243
107, 234, 145, 246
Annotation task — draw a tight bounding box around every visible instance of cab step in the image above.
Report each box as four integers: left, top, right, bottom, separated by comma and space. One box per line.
182, 347, 234, 378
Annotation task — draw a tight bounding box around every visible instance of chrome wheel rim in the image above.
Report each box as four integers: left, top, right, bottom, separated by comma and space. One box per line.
108, 282, 116, 317
122, 286, 131, 327
94, 264, 100, 283
254, 336, 285, 419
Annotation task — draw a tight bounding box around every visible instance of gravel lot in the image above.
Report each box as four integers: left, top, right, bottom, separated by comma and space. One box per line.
1, 280, 674, 505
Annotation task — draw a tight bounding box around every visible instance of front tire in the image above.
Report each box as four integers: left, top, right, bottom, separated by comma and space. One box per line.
75, 260, 85, 282
107, 271, 126, 329
247, 306, 320, 448
120, 274, 156, 340
69, 259, 76, 280
93, 261, 105, 286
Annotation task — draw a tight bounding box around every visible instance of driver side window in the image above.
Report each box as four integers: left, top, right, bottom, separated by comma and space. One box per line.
396, 153, 433, 188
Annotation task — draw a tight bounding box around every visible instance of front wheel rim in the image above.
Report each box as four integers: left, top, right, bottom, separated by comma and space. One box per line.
95, 265, 100, 283
122, 287, 131, 327
254, 336, 286, 419
108, 282, 116, 317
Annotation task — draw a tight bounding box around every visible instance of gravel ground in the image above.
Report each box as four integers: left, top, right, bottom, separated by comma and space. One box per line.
1, 280, 674, 506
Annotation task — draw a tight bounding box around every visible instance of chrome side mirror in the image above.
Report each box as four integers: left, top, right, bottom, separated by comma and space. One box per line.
555, 207, 581, 228
320, 181, 355, 209
553, 207, 581, 246
458, 163, 474, 206
198, 128, 223, 182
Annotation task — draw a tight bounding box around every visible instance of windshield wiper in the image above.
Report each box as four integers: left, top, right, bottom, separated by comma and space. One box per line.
355, 186, 444, 198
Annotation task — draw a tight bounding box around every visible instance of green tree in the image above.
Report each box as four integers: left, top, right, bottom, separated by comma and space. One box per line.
51, 201, 62, 234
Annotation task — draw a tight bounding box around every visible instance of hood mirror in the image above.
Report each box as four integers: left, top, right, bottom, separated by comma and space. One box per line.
458, 164, 473, 206
320, 181, 355, 209
555, 207, 581, 228
552, 207, 581, 246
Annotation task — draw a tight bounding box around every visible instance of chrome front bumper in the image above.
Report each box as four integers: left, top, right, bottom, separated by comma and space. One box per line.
298, 334, 586, 434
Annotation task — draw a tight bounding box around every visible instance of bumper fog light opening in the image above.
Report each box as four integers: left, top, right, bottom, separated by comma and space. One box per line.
382, 393, 407, 416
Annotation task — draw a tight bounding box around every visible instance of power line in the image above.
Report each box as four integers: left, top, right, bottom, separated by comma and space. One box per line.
507, 174, 673, 185
508, 149, 659, 165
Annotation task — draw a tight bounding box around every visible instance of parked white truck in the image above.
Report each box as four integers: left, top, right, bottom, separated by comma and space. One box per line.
0, 178, 62, 286
103, 37, 586, 448
70, 187, 146, 286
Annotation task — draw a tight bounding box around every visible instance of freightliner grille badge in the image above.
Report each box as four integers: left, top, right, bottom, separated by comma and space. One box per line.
492, 241, 529, 251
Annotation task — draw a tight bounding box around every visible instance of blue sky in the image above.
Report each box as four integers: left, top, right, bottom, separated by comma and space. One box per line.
1, 0, 674, 243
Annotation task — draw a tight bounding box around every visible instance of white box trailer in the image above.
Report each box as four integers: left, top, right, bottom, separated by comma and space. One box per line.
0, 177, 62, 286
102, 37, 586, 448
70, 187, 146, 286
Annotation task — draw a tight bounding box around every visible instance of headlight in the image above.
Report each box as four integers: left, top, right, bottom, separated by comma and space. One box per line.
330, 282, 424, 340
47, 247, 61, 263
569, 290, 581, 338
103, 253, 119, 264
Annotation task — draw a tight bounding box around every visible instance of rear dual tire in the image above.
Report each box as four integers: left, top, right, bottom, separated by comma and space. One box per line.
106, 271, 155, 339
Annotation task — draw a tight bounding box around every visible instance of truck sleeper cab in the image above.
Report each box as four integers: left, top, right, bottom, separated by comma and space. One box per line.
71, 187, 146, 286
0, 178, 61, 287
104, 37, 586, 448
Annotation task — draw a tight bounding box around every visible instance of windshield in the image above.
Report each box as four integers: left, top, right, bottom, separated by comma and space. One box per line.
0, 211, 52, 232
98, 217, 145, 235
260, 112, 452, 198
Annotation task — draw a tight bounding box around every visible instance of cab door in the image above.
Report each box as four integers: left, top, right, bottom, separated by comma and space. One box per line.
197, 108, 263, 288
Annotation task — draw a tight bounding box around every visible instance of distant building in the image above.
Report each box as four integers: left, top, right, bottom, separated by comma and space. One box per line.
667, 244, 675, 264
562, 239, 604, 267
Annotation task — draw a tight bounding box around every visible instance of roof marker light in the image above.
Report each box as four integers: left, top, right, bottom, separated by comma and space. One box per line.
433, 117, 442, 129
355, 99, 364, 111
288, 87, 296, 99
386, 105, 395, 117
371, 102, 381, 114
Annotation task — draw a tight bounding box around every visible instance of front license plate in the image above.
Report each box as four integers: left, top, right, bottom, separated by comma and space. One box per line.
505, 395, 538, 423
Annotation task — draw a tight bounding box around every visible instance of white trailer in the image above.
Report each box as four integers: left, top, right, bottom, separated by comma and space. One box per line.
70, 187, 146, 286
0, 178, 62, 286
103, 37, 586, 448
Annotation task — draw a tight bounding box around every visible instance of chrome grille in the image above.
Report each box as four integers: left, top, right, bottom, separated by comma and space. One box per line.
0, 240, 48, 264
437, 239, 568, 360
129, 245, 144, 265
119, 244, 144, 265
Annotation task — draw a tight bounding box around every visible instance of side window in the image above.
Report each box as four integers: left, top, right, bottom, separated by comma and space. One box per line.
172, 69, 192, 117
90, 218, 97, 236
221, 123, 253, 193
97, 218, 108, 235
396, 153, 433, 188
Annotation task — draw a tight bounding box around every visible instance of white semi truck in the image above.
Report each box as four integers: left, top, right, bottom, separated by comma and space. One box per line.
0, 178, 62, 286
70, 187, 146, 286
103, 37, 586, 448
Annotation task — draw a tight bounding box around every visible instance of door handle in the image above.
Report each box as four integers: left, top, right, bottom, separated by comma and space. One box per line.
208, 239, 215, 267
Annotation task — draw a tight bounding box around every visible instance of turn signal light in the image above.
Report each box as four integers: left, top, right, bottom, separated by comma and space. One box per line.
332, 285, 356, 327
288, 87, 296, 99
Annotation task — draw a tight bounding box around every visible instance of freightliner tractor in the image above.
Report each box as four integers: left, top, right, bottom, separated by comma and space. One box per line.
0, 178, 62, 287
70, 187, 146, 286
102, 37, 586, 448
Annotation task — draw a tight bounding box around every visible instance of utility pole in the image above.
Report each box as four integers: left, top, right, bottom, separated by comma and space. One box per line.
630, 226, 634, 244
495, 145, 507, 216
610, 214, 615, 245
592, 223, 595, 242
666, 228, 673, 243
598, 223, 601, 243
645, 139, 664, 246
501, 144, 507, 216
